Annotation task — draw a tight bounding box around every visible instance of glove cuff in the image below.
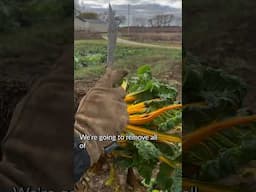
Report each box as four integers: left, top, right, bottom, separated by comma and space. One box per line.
74, 127, 102, 166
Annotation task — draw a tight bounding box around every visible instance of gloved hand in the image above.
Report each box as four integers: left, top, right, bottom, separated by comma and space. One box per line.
74, 68, 128, 165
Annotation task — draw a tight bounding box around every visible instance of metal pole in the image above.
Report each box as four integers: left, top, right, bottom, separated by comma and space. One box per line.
107, 4, 118, 67
128, 4, 130, 36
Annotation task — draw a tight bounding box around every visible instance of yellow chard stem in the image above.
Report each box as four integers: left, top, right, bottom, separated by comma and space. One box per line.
183, 115, 256, 150
158, 155, 177, 168
126, 125, 181, 143
127, 102, 146, 114
127, 107, 146, 115
129, 104, 182, 125
124, 95, 136, 102
124, 89, 148, 103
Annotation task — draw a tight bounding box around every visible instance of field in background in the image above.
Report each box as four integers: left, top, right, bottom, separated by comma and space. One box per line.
120, 26, 181, 47
74, 39, 181, 82
75, 26, 182, 47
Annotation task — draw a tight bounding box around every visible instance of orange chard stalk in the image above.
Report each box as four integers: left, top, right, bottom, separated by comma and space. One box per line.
124, 95, 136, 102
127, 99, 162, 114
124, 89, 148, 103
129, 104, 182, 125
128, 102, 146, 109
183, 115, 256, 150
127, 107, 146, 115
127, 102, 146, 114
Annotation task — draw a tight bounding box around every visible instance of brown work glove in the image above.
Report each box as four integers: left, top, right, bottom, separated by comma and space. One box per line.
74, 68, 128, 165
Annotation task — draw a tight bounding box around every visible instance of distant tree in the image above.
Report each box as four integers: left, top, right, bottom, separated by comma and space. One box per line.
148, 14, 175, 27
164, 14, 174, 26
135, 17, 147, 27
148, 18, 153, 27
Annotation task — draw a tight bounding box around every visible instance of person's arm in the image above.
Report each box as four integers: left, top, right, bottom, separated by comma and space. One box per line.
74, 68, 128, 182
73, 131, 90, 182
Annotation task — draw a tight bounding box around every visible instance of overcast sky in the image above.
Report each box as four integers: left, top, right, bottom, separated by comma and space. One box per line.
78, 0, 181, 9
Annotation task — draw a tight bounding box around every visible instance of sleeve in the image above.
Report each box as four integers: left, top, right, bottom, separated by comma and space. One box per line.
73, 134, 90, 182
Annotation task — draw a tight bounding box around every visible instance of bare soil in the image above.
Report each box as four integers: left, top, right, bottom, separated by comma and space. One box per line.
75, 31, 104, 40
119, 26, 182, 33
122, 32, 181, 46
